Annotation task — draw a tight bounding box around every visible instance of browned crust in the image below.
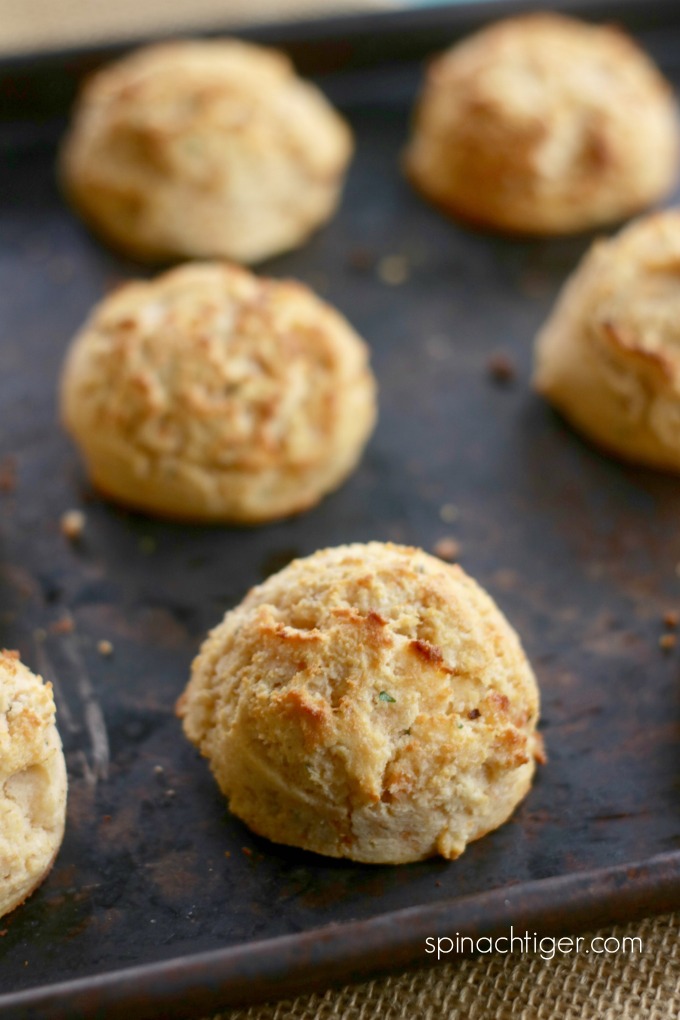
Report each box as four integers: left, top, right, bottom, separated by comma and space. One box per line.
404, 155, 649, 239
179, 542, 541, 864
404, 12, 679, 237
599, 319, 676, 387
548, 402, 680, 475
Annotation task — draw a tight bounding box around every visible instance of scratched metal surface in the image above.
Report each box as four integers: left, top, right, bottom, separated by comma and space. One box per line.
1, 1, 680, 1004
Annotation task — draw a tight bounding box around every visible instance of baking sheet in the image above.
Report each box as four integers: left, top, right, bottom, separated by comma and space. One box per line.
0, 1, 679, 1016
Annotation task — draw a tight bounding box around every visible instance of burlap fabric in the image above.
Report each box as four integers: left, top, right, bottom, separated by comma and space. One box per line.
2, 1, 678, 1016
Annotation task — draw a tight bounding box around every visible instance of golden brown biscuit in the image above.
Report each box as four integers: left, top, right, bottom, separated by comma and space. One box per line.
0, 651, 68, 918
405, 13, 679, 235
534, 209, 680, 470
60, 262, 377, 523
60, 40, 353, 263
178, 543, 542, 864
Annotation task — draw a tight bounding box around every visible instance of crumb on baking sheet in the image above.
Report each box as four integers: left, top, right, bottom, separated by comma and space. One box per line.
346, 247, 377, 272
433, 537, 461, 562
60, 509, 86, 540
377, 254, 410, 286
439, 503, 459, 524
663, 610, 679, 629
487, 353, 516, 384
533, 733, 548, 765
50, 616, 75, 635
659, 633, 676, 652
97, 639, 114, 657
0, 455, 17, 493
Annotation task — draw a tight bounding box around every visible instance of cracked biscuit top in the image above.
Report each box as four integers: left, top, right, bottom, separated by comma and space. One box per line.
534, 210, 680, 471
178, 542, 542, 864
60, 39, 353, 263
60, 262, 377, 523
406, 13, 679, 235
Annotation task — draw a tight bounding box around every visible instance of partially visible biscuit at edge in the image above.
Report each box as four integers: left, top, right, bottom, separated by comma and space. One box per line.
60, 262, 377, 524
0, 650, 68, 918
178, 542, 543, 865
405, 13, 680, 236
534, 209, 680, 471
59, 39, 353, 264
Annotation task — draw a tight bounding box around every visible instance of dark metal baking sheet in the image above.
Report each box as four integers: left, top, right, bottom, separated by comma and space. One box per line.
0, 1, 680, 1016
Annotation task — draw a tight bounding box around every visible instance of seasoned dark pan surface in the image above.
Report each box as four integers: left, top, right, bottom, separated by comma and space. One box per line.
0, 0, 679, 1010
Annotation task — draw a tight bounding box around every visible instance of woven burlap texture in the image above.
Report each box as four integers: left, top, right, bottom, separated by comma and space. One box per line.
209, 912, 679, 1020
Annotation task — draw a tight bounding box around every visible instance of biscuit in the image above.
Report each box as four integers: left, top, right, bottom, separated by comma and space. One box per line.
60, 262, 377, 523
0, 651, 68, 918
178, 543, 542, 864
534, 210, 680, 470
60, 40, 353, 263
405, 13, 679, 236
